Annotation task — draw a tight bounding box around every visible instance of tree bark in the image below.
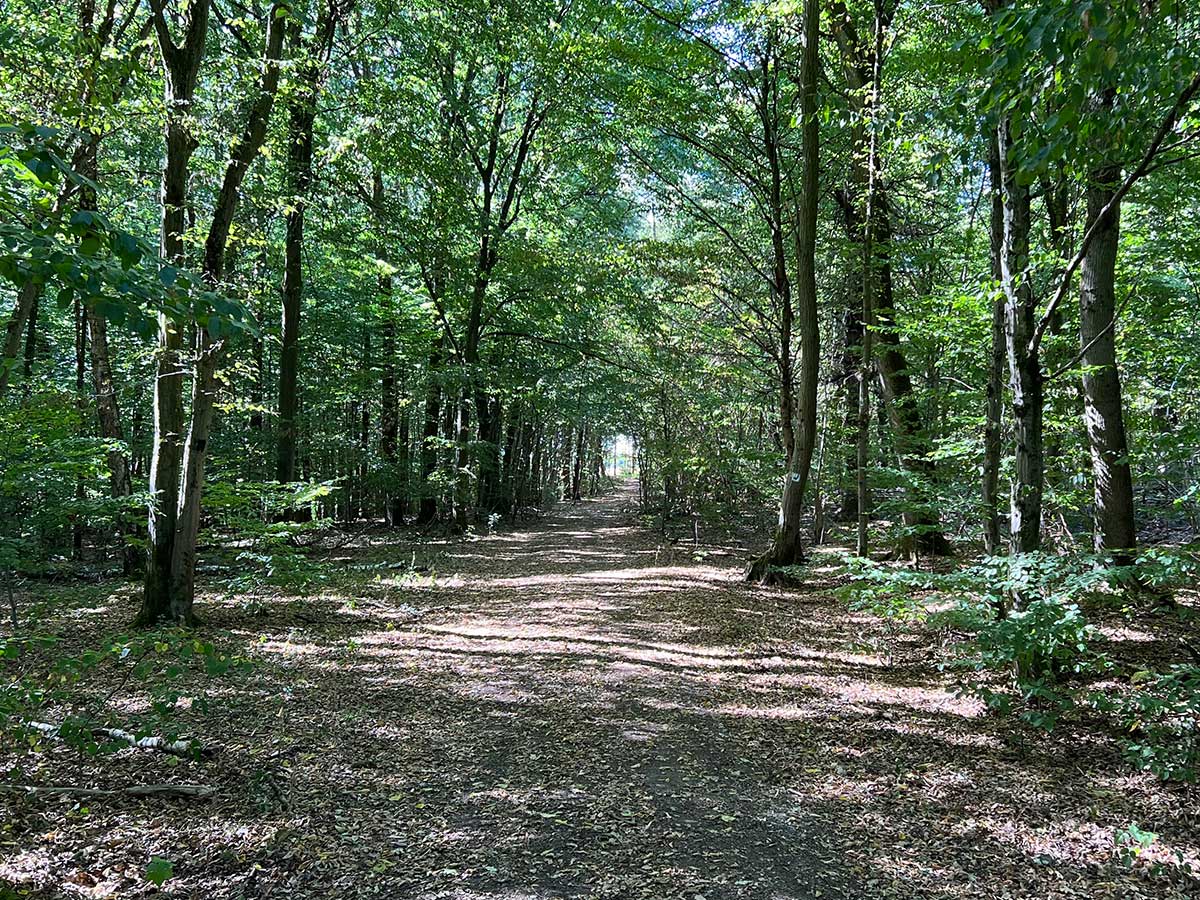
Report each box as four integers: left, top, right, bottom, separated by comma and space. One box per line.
0, 282, 40, 399
140, 0, 210, 625
275, 1, 341, 484
998, 118, 1043, 563
415, 338, 443, 524
141, 0, 288, 623
453, 390, 472, 530
571, 424, 585, 501
1079, 166, 1136, 563
747, 1, 820, 583
275, 101, 314, 484
983, 136, 1005, 557
837, 285, 863, 519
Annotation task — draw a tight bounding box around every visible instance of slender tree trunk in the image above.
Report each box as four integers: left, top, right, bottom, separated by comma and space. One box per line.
1079, 167, 1136, 564
500, 401, 520, 511
558, 427, 572, 501
380, 291, 401, 523
983, 137, 1005, 557
140, 0, 209, 625
454, 390, 471, 530
73, 91, 139, 573
73, 294, 86, 560
837, 288, 863, 520
397, 387, 411, 520
377, 177, 403, 524
22, 289, 38, 397
0, 283, 40, 400
415, 338, 442, 524
87, 307, 137, 572
358, 329, 371, 518
747, 1, 820, 583
861, 207, 950, 555
998, 118, 1043, 563
275, 104, 314, 483
142, 0, 286, 623
856, 196, 874, 560
571, 424, 585, 502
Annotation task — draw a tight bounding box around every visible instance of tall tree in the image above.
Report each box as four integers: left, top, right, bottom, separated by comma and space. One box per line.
140, 0, 289, 622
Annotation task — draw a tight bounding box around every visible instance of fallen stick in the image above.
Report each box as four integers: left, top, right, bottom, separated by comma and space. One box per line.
0, 783, 214, 800
27, 721, 208, 758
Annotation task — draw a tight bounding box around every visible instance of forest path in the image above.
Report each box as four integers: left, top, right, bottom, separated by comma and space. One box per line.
263, 481, 871, 899
226, 483, 1196, 900
19, 484, 1192, 900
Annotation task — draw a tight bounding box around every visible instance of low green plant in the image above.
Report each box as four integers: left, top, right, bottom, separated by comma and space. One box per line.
1095, 664, 1200, 782
207, 479, 337, 592
1, 625, 250, 762
836, 554, 940, 621
1114, 822, 1158, 867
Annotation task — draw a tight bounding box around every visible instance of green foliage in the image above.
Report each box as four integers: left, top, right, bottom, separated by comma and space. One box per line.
206, 480, 337, 592
971, 597, 1101, 729
1114, 822, 1158, 867
144, 857, 174, 886
1, 622, 250, 761
0, 396, 137, 574
842, 549, 1198, 776
1097, 665, 1200, 782
837, 554, 940, 621
0, 123, 250, 341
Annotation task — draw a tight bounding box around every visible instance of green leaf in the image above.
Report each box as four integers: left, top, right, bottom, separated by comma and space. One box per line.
145, 857, 174, 886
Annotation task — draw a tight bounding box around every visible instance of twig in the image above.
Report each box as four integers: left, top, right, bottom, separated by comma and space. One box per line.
0, 783, 213, 800
27, 721, 208, 758
1045, 295, 1132, 382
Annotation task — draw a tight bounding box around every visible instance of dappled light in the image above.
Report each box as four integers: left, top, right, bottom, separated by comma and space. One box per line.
4, 0, 1200, 895
4, 486, 1197, 898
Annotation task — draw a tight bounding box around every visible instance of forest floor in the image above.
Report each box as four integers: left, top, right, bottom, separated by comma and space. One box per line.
3, 481, 1199, 899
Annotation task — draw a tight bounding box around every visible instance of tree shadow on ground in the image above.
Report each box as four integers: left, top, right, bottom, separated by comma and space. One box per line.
3, 487, 1197, 899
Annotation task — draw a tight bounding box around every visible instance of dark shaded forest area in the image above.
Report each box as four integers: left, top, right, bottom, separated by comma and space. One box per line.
2, 0, 1200, 897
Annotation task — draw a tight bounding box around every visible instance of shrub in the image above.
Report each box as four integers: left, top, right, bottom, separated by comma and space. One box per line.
1096, 665, 1200, 782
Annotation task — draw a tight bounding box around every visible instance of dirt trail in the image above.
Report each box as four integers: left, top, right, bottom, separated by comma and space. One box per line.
6, 483, 1197, 899
277, 482, 863, 898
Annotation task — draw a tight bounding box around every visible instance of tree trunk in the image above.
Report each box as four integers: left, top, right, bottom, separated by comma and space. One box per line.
415, 338, 443, 525
73, 295, 86, 560
358, 330, 371, 518
275, 103, 314, 484
982, 136, 1005, 557
142, 0, 287, 623
378, 190, 403, 524
74, 103, 139, 574
571, 425, 585, 501
747, 0, 819, 584
140, 0, 209, 625
475, 392, 504, 516
454, 390, 471, 530
0, 283, 40, 400
86, 307, 138, 573
998, 118, 1043, 563
872, 219, 951, 556
380, 292, 401, 523
837, 288, 863, 520
1079, 167, 1136, 564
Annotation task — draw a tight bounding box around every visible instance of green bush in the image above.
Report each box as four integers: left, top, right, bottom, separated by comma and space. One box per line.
1096, 665, 1200, 782
206, 479, 337, 592
841, 549, 1197, 777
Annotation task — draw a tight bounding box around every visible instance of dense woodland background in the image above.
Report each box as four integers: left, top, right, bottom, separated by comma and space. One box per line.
3, 0, 1200, 895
